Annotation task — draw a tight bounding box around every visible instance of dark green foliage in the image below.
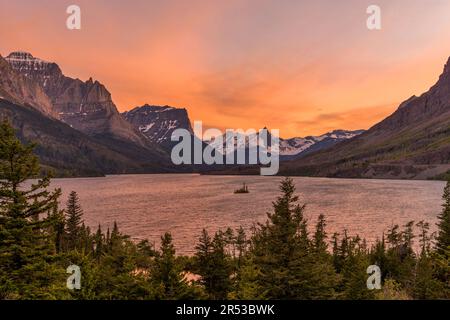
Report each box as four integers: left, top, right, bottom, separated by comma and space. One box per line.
65, 191, 83, 251
0, 99, 170, 177
194, 229, 232, 299
0, 121, 66, 299
151, 233, 194, 299
436, 181, 450, 254
249, 178, 338, 299
338, 235, 374, 299
0, 122, 448, 300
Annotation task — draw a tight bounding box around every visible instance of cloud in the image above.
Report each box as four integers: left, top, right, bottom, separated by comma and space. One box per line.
2, 0, 450, 138
293, 104, 396, 136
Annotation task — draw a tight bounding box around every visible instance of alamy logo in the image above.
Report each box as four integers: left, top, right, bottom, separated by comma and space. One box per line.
366, 265, 382, 290
66, 265, 81, 290
66, 5, 81, 30
171, 121, 280, 175
366, 5, 381, 30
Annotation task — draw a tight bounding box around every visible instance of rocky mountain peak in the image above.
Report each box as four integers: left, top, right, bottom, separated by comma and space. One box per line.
0, 54, 55, 117
438, 56, 450, 83
7, 51, 34, 60
444, 56, 450, 74
123, 104, 193, 150
6, 51, 62, 76
4, 51, 148, 146
371, 56, 450, 133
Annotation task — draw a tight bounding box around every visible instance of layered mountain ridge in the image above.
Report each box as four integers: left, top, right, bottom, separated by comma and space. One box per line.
207, 129, 364, 160
0, 53, 55, 117
3, 50, 447, 179
122, 104, 193, 150
279, 129, 365, 159
0, 52, 170, 175
281, 56, 450, 179
5, 51, 146, 145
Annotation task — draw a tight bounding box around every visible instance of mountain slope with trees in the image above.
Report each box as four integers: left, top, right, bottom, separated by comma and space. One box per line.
0, 52, 172, 176
0, 100, 171, 176
281, 56, 450, 180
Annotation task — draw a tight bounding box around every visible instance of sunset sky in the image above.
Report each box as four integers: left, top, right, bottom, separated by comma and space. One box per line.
1, 0, 450, 138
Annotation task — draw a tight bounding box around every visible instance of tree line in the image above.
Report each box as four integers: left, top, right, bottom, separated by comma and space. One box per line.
0, 121, 449, 299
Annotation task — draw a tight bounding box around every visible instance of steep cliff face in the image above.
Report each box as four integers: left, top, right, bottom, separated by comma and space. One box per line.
0, 99, 171, 176
123, 104, 193, 150
0, 51, 173, 175
5, 51, 147, 146
282, 56, 450, 179
0, 53, 55, 117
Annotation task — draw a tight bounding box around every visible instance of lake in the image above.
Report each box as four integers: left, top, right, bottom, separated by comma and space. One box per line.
49, 174, 445, 255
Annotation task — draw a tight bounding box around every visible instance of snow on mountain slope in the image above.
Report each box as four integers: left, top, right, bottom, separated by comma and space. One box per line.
207, 129, 365, 159
280, 130, 365, 157
122, 104, 193, 150
5, 51, 149, 146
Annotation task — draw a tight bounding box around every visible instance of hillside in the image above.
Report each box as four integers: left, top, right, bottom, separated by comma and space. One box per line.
281, 56, 450, 180
0, 99, 173, 176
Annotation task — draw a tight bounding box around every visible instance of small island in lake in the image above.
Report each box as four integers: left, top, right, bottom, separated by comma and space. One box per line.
234, 183, 249, 194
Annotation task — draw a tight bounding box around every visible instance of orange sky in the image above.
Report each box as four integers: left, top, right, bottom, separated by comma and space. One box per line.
1, 0, 450, 138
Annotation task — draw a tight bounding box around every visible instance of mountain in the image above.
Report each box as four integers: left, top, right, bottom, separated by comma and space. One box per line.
121, 105, 362, 160
0, 52, 171, 176
208, 129, 364, 160
122, 104, 193, 150
5, 51, 147, 146
0, 99, 170, 176
282, 56, 450, 180
0, 53, 55, 117
279, 130, 365, 159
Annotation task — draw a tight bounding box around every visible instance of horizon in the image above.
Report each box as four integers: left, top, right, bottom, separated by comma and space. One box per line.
1, 0, 450, 138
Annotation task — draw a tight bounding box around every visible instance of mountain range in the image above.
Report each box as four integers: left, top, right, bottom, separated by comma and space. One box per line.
0, 52, 170, 176
279, 130, 365, 159
2, 50, 449, 179
207, 129, 364, 161
122, 104, 193, 151
280, 56, 450, 180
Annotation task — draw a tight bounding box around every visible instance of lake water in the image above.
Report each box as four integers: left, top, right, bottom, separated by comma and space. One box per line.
49, 174, 445, 255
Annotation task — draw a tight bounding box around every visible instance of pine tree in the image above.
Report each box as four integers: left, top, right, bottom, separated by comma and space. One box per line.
340, 237, 375, 300
332, 232, 343, 272
229, 257, 263, 299
152, 232, 191, 299
250, 177, 308, 299
209, 232, 232, 299
110, 221, 122, 253
94, 225, 104, 261
48, 205, 65, 254
383, 222, 416, 290
252, 177, 341, 300
65, 191, 83, 251
428, 182, 450, 299
313, 214, 328, 254
370, 234, 388, 282
297, 214, 337, 299
413, 252, 444, 299
436, 181, 450, 254
194, 229, 232, 299
235, 226, 248, 268
416, 221, 431, 256
78, 223, 93, 255
0, 121, 65, 298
